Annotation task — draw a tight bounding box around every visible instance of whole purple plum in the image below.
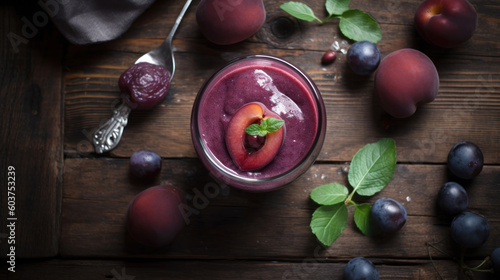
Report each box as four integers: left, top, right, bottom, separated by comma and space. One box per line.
196, 0, 266, 45
126, 185, 185, 247
375, 48, 439, 118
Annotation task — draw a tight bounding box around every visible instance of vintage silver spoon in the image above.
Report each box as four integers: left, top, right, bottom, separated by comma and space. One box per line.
92, 0, 193, 154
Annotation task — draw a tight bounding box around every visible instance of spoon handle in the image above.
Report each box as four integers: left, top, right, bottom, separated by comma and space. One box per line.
92, 101, 132, 154
165, 0, 193, 44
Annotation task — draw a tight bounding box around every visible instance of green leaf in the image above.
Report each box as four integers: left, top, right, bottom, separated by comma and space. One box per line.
311, 204, 348, 246
244, 118, 284, 137
339, 9, 382, 43
325, 0, 350, 16
310, 183, 348, 205
354, 203, 372, 236
280, 2, 320, 22
348, 138, 396, 196
244, 124, 264, 137
262, 118, 285, 133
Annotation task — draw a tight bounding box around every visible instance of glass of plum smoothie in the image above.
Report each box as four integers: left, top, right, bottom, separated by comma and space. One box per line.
191, 55, 326, 192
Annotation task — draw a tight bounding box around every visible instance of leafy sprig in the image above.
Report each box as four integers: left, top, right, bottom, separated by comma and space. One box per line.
245, 118, 284, 137
280, 0, 382, 43
310, 138, 396, 246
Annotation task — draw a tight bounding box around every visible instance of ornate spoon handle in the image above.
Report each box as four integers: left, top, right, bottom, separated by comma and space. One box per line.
93, 101, 132, 153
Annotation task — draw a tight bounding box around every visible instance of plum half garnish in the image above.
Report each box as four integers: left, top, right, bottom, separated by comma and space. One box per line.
119, 62, 171, 110
225, 102, 285, 171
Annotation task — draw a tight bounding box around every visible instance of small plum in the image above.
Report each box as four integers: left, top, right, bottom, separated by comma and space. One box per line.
196, 0, 266, 45
126, 185, 185, 247
414, 0, 478, 48
343, 257, 379, 280
374, 48, 439, 118
437, 182, 468, 216
491, 247, 500, 276
450, 211, 490, 248
346, 41, 381, 75
370, 198, 407, 234
447, 141, 483, 179
129, 150, 162, 179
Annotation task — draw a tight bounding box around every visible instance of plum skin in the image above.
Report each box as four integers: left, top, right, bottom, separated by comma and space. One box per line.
343, 257, 379, 280
437, 182, 468, 216
374, 48, 439, 118
196, 0, 266, 45
129, 150, 162, 179
450, 211, 490, 248
447, 141, 484, 179
370, 197, 407, 234
126, 185, 185, 247
414, 0, 477, 48
346, 41, 381, 75
491, 247, 500, 276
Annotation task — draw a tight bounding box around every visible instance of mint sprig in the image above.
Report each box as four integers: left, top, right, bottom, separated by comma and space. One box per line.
245, 118, 284, 137
280, 0, 382, 43
309, 138, 396, 246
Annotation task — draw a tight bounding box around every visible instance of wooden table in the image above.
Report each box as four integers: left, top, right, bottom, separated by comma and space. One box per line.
1, 0, 499, 279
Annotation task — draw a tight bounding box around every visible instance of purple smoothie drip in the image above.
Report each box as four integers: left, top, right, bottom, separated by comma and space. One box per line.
198, 65, 318, 179
119, 62, 171, 110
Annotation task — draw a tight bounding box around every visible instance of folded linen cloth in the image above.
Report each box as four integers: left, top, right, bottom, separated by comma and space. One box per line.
46, 0, 156, 44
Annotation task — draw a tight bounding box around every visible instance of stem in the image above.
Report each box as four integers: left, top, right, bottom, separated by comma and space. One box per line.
319, 14, 342, 24
426, 243, 444, 280
467, 256, 490, 270
345, 191, 355, 206
426, 242, 456, 260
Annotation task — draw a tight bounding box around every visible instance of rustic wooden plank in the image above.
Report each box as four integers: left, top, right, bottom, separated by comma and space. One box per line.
60, 159, 500, 259
62, 0, 500, 163
119, 0, 500, 57
9, 259, 497, 280
63, 48, 500, 162
0, 6, 64, 258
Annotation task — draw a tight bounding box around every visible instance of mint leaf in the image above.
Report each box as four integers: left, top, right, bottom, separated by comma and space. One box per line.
280, 2, 320, 23
244, 124, 265, 137
339, 9, 382, 43
354, 203, 372, 236
348, 138, 396, 196
262, 118, 285, 133
310, 183, 348, 205
311, 204, 348, 246
245, 118, 284, 137
326, 0, 350, 16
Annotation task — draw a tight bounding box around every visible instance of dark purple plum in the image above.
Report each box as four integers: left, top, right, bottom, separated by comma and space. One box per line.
196, 0, 266, 45
491, 247, 500, 276
370, 198, 407, 233
130, 150, 162, 179
447, 141, 483, 179
343, 257, 379, 280
450, 211, 490, 248
437, 182, 468, 216
126, 185, 185, 247
346, 41, 381, 75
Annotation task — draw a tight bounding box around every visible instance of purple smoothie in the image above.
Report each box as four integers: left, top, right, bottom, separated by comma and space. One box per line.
192, 55, 325, 191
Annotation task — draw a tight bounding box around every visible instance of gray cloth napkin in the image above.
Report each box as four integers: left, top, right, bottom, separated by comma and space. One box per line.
48, 0, 156, 45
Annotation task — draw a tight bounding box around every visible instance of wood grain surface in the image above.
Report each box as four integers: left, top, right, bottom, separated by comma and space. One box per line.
1, 0, 499, 279
0, 5, 63, 258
